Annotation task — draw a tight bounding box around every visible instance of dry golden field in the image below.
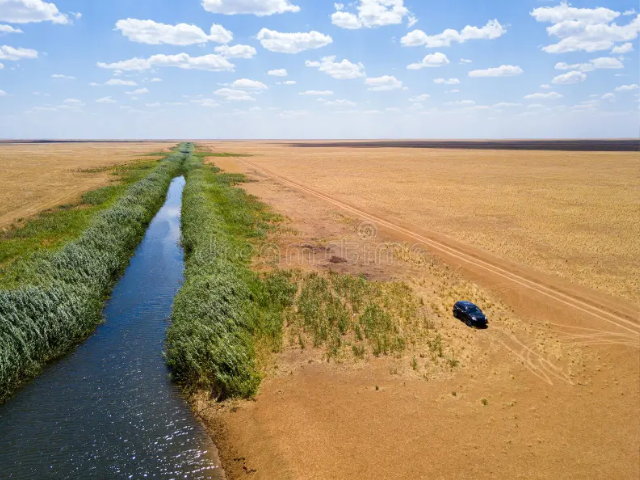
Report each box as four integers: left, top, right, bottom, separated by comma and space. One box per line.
0, 142, 175, 229
194, 150, 639, 480
202, 141, 640, 303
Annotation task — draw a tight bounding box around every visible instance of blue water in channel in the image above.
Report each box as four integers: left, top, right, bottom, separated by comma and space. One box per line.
0, 176, 224, 479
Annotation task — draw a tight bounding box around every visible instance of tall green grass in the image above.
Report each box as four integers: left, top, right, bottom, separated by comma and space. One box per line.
0, 145, 187, 403
285, 271, 437, 360
166, 151, 451, 399
0, 160, 162, 286
166, 153, 292, 399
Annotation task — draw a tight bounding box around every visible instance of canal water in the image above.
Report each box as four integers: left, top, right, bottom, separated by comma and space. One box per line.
0, 176, 224, 479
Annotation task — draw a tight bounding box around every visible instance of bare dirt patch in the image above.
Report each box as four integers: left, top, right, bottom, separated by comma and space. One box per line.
0, 142, 175, 228
194, 155, 640, 480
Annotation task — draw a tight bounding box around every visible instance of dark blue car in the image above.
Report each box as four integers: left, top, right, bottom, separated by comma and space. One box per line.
453, 301, 488, 328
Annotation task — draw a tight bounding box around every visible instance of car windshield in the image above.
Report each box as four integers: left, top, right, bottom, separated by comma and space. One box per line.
465, 306, 482, 314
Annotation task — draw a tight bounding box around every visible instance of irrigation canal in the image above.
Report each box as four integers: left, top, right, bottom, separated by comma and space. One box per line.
0, 176, 224, 479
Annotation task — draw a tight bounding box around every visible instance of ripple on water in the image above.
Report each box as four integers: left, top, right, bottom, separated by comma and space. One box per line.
0, 176, 224, 479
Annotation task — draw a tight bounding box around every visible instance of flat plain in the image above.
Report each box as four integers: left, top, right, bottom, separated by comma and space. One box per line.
0, 142, 174, 229
194, 140, 639, 480
1, 141, 637, 479
202, 141, 640, 302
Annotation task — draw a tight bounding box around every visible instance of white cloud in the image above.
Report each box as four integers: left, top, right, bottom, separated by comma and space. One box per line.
0, 62, 3, 69
202, 0, 300, 16
126, 88, 149, 95
306, 56, 365, 79
602, 93, 615, 100
524, 92, 564, 100
151, 77, 162, 82
591, 57, 626, 69
115, 19, 233, 45
0, 45, 37, 60
256, 28, 332, 54
278, 80, 296, 85
614, 84, 639, 91
332, 11, 362, 30
214, 44, 257, 59
51, 73, 75, 79
0, 24, 22, 34
409, 94, 430, 102
191, 98, 220, 107
552, 70, 586, 84
555, 56, 624, 71
214, 87, 255, 101
146, 102, 162, 107
540, 84, 551, 89
433, 78, 459, 85
407, 52, 449, 69
401, 20, 506, 47
468, 65, 523, 77
531, 2, 640, 53
0, 89, 7, 96
98, 53, 234, 72
230, 78, 268, 90
531, 3, 619, 24
365, 75, 403, 91
447, 89, 459, 93
299, 90, 333, 96
320, 98, 357, 107
331, 0, 413, 29
459, 58, 472, 64
104, 79, 137, 86
624, 9, 636, 16
63, 98, 83, 105
268, 68, 287, 76
611, 42, 633, 54
0, 0, 71, 25
96, 96, 116, 103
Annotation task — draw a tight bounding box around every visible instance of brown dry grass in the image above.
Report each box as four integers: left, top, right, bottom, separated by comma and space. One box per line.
194, 161, 639, 480
0, 142, 175, 229
201, 142, 640, 302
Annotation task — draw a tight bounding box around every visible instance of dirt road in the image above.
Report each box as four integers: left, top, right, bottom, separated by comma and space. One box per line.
195, 154, 639, 480
239, 158, 639, 346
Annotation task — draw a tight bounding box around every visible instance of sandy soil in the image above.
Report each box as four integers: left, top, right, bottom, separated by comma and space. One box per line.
194, 153, 639, 480
201, 142, 640, 303
0, 142, 174, 229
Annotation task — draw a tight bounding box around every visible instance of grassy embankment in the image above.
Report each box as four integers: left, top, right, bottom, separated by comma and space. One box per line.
167, 150, 454, 400
166, 151, 292, 398
0, 144, 189, 403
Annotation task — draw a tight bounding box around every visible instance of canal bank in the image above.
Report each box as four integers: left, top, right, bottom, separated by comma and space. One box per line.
0, 175, 224, 479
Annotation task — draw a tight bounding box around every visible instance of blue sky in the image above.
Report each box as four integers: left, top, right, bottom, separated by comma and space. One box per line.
0, 0, 638, 139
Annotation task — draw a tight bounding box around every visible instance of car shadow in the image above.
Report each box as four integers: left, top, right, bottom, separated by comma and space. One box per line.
456, 318, 489, 330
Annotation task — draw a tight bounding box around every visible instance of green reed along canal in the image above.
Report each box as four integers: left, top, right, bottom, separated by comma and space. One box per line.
0, 176, 224, 479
